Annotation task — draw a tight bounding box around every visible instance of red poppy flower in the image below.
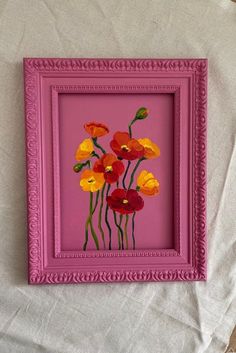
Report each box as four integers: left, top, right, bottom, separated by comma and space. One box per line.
93, 154, 125, 184
106, 188, 144, 214
110, 132, 144, 160
84, 122, 109, 138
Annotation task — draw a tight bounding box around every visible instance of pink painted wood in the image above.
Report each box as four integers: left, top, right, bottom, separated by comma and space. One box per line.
24, 58, 207, 284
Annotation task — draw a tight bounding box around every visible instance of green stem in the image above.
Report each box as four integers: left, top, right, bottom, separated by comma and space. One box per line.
92, 190, 100, 215
132, 212, 136, 250
89, 222, 99, 250
83, 215, 90, 251
83, 192, 99, 250
105, 183, 112, 250
128, 158, 145, 189
122, 160, 131, 189
128, 118, 136, 138
117, 214, 123, 250
92, 151, 100, 159
74, 159, 91, 173
85, 160, 91, 168
98, 183, 106, 249
124, 214, 129, 249
93, 138, 106, 154
89, 192, 99, 250
117, 227, 121, 250
113, 212, 124, 250
128, 125, 132, 138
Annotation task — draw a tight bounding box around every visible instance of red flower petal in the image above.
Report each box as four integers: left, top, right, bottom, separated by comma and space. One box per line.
106, 196, 123, 212
93, 159, 105, 173
105, 171, 119, 184
106, 188, 144, 214
110, 132, 144, 161
102, 153, 117, 167
113, 132, 130, 145
112, 161, 125, 176
111, 188, 127, 200
110, 140, 122, 158
121, 151, 138, 161
127, 189, 144, 211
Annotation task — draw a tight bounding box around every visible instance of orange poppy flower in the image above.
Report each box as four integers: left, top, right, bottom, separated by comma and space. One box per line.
84, 122, 109, 138
137, 170, 160, 196
110, 132, 144, 160
80, 169, 105, 192
138, 138, 160, 159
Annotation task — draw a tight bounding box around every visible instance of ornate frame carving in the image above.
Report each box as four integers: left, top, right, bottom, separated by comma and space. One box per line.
24, 58, 207, 284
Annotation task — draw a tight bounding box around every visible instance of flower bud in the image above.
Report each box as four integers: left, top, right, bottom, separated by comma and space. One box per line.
73, 163, 84, 173
135, 107, 149, 120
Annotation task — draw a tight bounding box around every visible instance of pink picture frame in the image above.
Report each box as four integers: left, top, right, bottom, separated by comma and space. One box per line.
24, 58, 207, 284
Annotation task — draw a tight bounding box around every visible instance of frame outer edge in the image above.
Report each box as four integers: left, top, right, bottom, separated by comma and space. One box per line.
23, 58, 208, 284
24, 59, 42, 283
194, 59, 207, 280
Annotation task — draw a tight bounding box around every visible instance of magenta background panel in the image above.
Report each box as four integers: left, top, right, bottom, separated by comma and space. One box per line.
58, 93, 174, 251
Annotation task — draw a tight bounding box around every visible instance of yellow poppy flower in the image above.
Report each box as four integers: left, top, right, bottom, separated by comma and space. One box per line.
138, 138, 160, 159
80, 169, 105, 192
137, 170, 160, 196
75, 139, 94, 161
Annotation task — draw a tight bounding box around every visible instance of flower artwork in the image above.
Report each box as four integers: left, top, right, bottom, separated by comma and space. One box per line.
73, 108, 160, 251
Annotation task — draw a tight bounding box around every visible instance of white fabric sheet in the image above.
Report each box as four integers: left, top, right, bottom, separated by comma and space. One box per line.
0, 0, 235, 352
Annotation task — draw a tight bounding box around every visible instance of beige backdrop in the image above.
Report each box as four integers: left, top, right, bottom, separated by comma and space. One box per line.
0, 1, 235, 352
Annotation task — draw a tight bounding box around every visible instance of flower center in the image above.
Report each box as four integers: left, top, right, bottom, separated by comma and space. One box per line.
105, 165, 113, 173
122, 199, 129, 204
88, 177, 96, 184
121, 144, 131, 152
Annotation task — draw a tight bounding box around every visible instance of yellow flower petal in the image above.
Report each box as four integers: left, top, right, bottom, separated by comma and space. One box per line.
80, 178, 91, 192
138, 138, 160, 159
137, 170, 160, 196
80, 169, 105, 192
75, 139, 94, 161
